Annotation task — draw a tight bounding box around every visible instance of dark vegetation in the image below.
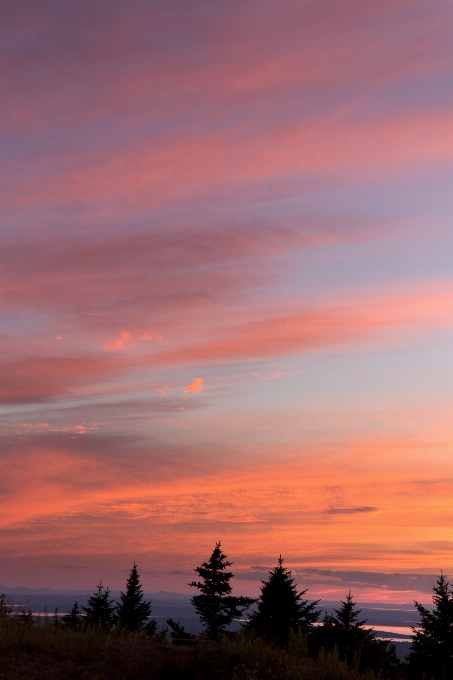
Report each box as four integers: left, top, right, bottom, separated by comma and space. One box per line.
189, 542, 254, 640
405, 573, 453, 680
0, 543, 451, 680
244, 555, 320, 645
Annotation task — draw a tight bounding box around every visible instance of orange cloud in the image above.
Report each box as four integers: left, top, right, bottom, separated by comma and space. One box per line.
184, 377, 204, 393
1, 431, 451, 578
102, 330, 133, 351
102, 331, 161, 350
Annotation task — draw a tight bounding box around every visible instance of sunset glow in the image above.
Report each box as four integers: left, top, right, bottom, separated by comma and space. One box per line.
1, 0, 452, 602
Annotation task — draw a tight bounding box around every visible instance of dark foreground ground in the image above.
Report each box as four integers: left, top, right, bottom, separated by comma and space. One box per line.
0, 618, 404, 680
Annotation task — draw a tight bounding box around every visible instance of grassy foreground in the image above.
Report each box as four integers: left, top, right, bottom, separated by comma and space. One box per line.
0, 616, 399, 680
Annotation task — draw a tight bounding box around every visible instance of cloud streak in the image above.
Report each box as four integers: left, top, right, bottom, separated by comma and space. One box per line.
1, 286, 450, 404
323, 507, 378, 515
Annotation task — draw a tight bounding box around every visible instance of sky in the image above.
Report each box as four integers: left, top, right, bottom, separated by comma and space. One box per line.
1, 0, 452, 603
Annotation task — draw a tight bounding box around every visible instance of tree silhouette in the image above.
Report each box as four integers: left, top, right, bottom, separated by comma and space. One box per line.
0, 594, 12, 621
189, 542, 254, 640
82, 582, 116, 630
167, 618, 196, 640
333, 591, 367, 628
406, 572, 453, 680
116, 563, 152, 632
62, 601, 83, 630
311, 592, 398, 675
245, 556, 320, 646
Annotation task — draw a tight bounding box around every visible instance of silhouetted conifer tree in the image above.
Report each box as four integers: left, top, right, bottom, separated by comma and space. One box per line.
311, 591, 398, 675
0, 594, 12, 620
406, 573, 453, 680
82, 582, 115, 630
62, 601, 83, 630
245, 556, 320, 646
333, 591, 367, 628
167, 618, 197, 640
116, 563, 152, 632
144, 617, 158, 636
190, 542, 254, 640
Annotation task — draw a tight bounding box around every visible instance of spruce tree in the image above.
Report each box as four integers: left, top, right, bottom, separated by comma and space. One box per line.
406, 573, 453, 680
189, 542, 254, 640
0, 594, 12, 620
333, 591, 367, 628
167, 618, 197, 640
245, 556, 320, 646
82, 582, 116, 630
62, 601, 83, 630
116, 563, 152, 632
312, 592, 398, 675
144, 617, 158, 636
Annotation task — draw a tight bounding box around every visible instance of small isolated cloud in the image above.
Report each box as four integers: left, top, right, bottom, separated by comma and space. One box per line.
323, 506, 378, 514
103, 330, 133, 351
252, 371, 291, 380
18, 422, 49, 431
138, 332, 162, 342
251, 565, 271, 571
184, 377, 204, 393
102, 330, 160, 351
47, 425, 87, 434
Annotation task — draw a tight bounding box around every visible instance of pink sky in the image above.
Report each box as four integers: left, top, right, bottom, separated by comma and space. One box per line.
1, 0, 452, 602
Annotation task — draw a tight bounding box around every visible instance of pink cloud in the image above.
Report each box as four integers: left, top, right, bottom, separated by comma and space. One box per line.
6, 111, 451, 217
252, 371, 292, 381
153, 289, 453, 366
102, 330, 161, 350
102, 330, 133, 351
0, 356, 119, 403
184, 378, 204, 393
1, 285, 450, 404
2, 0, 449, 137
3, 1, 451, 244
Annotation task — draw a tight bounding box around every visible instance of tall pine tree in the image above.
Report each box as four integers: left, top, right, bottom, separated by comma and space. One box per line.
116, 563, 152, 632
190, 542, 254, 640
407, 573, 453, 680
82, 582, 116, 630
245, 556, 320, 646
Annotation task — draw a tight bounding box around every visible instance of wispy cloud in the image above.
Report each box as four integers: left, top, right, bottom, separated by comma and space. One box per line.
323, 507, 378, 515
